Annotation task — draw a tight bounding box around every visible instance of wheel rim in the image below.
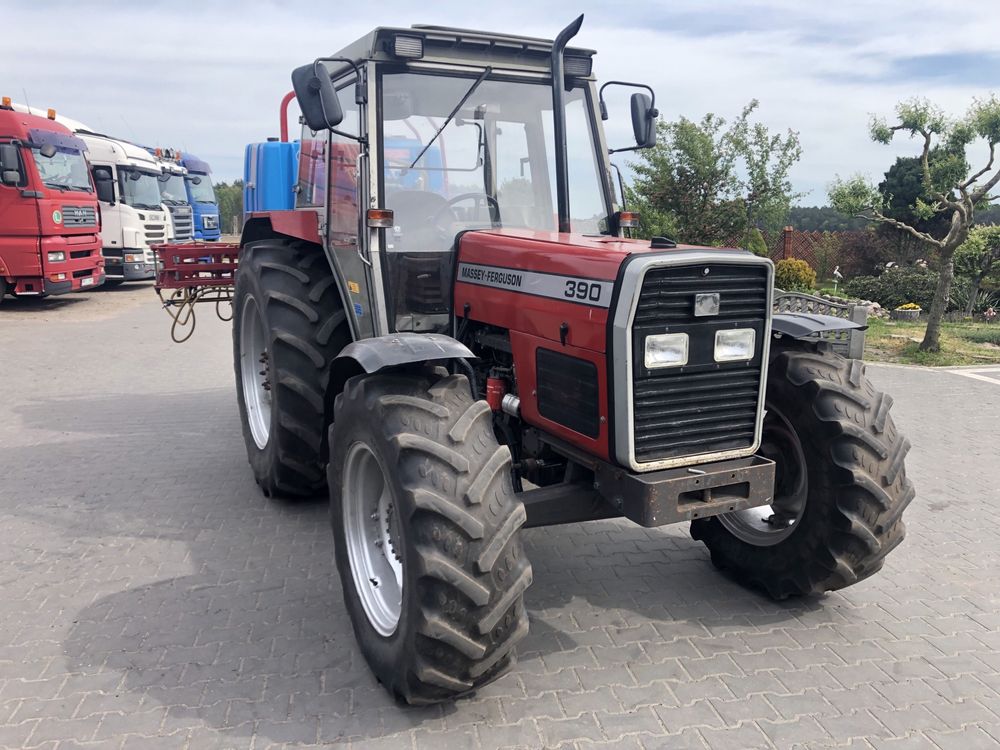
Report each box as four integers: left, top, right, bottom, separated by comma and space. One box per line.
239, 296, 272, 449
342, 441, 404, 636
717, 405, 808, 546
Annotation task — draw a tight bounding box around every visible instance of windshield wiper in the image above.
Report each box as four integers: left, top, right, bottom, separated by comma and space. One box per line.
409, 66, 492, 169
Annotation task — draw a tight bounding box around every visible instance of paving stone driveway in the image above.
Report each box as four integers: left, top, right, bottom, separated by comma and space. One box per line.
1, 287, 999, 750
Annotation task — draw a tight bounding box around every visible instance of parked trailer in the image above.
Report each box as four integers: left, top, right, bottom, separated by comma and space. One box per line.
165, 18, 915, 705
0, 99, 103, 301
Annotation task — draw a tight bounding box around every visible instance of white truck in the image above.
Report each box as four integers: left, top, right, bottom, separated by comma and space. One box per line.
75, 132, 171, 282
154, 150, 194, 243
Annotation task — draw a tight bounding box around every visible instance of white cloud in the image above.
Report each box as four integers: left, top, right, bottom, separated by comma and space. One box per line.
4, 0, 999, 204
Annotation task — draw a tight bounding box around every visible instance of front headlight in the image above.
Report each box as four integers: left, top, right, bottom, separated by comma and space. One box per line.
125, 253, 144, 262
645, 333, 689, 369
714, 328, 756, 362
47, 251, 66, 262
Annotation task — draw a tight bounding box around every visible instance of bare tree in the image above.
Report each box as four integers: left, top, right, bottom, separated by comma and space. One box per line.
829, 96, 1000, 352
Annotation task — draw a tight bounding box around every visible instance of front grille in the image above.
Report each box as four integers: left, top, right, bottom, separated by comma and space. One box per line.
168, 205, 193, 242
72, 268, 93, 279
61, 204, 97, 227
70, 249, 93, 259
144, 223, 166, 245
537, 348, 600, 438
631, 263, 770, 464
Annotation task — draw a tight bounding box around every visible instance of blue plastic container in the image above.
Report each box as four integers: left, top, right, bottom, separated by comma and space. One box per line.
243, 141, 300, 215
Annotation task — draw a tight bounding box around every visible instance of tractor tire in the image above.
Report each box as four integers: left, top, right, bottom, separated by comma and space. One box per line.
328, 369, 532, 704
691, 345, 915, 600
233, 238, 349, 498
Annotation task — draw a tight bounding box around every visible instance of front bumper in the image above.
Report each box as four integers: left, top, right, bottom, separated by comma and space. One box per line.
104, 257, 155, 281
594, 455, 776, 527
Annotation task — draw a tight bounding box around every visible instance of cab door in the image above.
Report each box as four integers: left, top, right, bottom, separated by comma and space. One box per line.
0, 143, 42, 279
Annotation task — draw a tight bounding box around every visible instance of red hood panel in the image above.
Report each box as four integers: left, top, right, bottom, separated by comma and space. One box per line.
458, 229, 740, 281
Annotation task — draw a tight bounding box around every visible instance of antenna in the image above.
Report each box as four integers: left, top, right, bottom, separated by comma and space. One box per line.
21, 88, 31, 112
120, 115, 137, 140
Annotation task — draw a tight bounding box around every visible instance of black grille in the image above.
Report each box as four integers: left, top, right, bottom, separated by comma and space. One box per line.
61, 204, 97, 227
537, 348, 600, 438
631, 263, 769, 463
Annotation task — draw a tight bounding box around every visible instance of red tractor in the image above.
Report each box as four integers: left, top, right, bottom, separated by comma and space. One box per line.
231, 18, 913, 704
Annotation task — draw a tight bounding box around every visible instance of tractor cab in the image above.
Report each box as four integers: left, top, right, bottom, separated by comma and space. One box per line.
283, 21, 652, 338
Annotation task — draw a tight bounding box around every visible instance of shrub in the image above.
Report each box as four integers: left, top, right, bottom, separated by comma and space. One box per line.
842, 267, 938, 309
949, 284, 1000, 315
744, 228, 769, 257
774, 258, 817, 292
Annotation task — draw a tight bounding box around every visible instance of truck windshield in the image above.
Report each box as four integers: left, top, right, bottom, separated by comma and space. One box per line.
186, 174, 216, 203
118, 168, 163, 209
159, 173, 189, 205
30, 147, 92, 193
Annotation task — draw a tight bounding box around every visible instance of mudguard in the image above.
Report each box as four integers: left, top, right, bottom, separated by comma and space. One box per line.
771, 312, 865, 339
328, 333, 475, 399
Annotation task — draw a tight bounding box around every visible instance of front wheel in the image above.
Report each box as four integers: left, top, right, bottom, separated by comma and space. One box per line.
692, 346, 915, 599
328, 370, 531, 704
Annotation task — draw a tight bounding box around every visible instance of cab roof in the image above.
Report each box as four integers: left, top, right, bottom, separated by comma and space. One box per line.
322, 24, 596, 78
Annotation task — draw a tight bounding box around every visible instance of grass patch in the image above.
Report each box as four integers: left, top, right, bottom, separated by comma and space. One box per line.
863, 319, 1000, 366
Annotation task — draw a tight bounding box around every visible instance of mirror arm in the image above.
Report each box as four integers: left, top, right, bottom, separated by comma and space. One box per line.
598, 80, 657, 121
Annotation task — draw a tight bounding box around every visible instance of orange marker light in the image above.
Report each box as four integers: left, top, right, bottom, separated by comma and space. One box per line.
1, 96, 11, 108
367, 209, 395, 228
47, 108, 56, 120
619, 211, 640, 228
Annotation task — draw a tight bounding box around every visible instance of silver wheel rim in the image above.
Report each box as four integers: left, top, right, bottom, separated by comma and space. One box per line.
718, 406, 808, 546
343, 441, 403, 636
239, 296, 271, 449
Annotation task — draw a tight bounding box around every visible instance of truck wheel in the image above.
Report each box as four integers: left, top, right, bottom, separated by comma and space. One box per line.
0, 277, 6, 304
233, 239, 349, 498
691, 346, 914, 599
328, 370, 532, 704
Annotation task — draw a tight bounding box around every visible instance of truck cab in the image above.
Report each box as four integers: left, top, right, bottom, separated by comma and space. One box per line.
179, 153, 220, 240
0, 100, 103, 301
153, 151, 194, 243
76, 132, 170, 282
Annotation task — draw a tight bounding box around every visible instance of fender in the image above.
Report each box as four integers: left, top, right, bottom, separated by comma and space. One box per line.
771, 312, 865, 339
328, 333, 475, 401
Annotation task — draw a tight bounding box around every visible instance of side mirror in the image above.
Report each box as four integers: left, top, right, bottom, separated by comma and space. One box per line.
291, 60, 344, 132
190, 175, 202, 185
95, 178, 114, 204
0, 143, 18, 171
2, 170, 19, 186
39, 143, 58, 159
630, 93, 657, 148
157, 173, 170, 182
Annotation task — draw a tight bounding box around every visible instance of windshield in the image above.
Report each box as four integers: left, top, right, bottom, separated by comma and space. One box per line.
378, 71, 609, 333
381, 72, 608, 237
186, 174, 216, 203
31, 147, 92, 193
159, 172, 189, 204
118, 168, 163, 209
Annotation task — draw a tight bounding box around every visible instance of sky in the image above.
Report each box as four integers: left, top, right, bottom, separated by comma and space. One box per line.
5, 0, 1000, 204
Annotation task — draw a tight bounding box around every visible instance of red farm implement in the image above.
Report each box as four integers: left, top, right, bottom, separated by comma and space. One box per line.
154, 242, 239, 342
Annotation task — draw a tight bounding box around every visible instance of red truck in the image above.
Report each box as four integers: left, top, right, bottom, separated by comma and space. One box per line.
0, 99, 103, 302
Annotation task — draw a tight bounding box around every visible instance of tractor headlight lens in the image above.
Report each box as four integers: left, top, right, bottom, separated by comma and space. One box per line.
644, 333, 688, 369
714, 328, 756, 362
47, 251, 65, 262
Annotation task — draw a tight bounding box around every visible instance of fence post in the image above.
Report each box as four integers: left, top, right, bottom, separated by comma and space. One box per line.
783, 226, 793, 259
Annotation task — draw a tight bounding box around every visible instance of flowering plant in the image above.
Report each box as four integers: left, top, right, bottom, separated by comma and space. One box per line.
895, 302, 922, 311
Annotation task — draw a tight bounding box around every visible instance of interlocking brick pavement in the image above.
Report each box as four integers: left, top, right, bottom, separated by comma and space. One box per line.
1, 286, 999, 749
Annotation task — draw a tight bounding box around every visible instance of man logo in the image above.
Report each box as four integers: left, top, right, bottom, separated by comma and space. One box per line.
694, 292, 720, 317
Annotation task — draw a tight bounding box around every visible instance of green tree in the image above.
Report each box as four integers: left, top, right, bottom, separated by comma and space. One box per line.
629, 100, 802, 246
829, 96, 1000, 352
214, 179, 244, 236
954, 224, 1000, 315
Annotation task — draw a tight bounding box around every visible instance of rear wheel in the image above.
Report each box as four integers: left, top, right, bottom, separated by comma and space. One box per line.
329, 370, 532, 704
233, 238, 349, 498
691, 346, 914, 599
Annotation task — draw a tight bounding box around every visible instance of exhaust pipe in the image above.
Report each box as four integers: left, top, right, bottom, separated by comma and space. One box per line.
550, 14, 584, 234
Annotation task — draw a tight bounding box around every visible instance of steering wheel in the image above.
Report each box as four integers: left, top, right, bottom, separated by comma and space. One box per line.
429, 192, 501, 230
